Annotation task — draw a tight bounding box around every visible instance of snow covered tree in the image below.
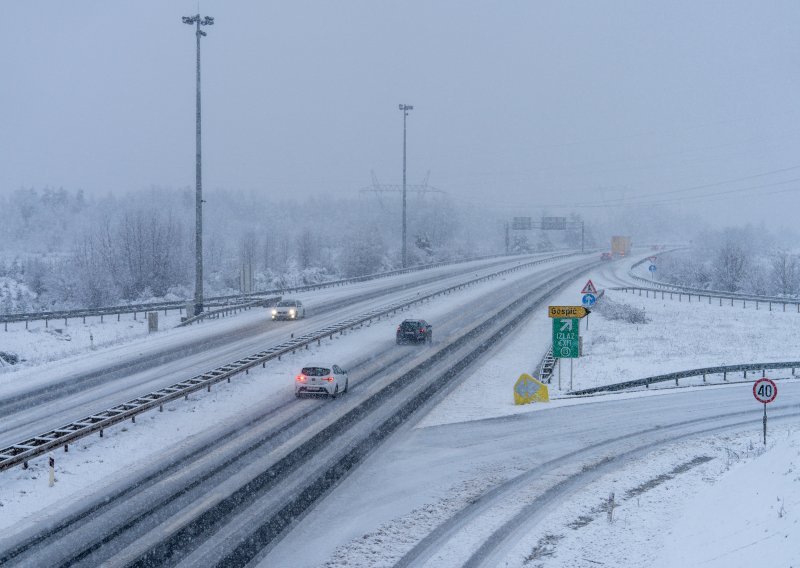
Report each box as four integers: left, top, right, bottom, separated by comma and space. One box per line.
770, 251, 799, 296
712, 242, 749, 292
342, 226, 385, 277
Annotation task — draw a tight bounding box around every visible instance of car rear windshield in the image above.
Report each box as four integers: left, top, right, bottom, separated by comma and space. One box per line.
277, 301, 296, 307
400, 321, 422, 330
301, 367, 330, 376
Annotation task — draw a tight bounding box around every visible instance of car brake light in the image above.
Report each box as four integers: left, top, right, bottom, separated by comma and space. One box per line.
419, 329, 424, 333
296, 374, 307, 382
323, 376, 334, 382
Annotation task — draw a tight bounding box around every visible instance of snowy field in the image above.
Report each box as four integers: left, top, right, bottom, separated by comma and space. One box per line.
306, 421, 799, 568
404, 267, 800, 568
500, 424, 799, 568
0, 310, 186, 368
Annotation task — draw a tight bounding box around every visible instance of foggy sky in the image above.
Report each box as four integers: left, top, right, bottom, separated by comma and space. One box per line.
2, 1, 799, 226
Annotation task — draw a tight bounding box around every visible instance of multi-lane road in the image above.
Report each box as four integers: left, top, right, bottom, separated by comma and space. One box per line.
3, 250, 793, 567
1, 251, 600, 566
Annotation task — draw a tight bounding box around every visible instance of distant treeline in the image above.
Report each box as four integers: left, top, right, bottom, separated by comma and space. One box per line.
0, 187, 524, 312
655, 226, 800, 296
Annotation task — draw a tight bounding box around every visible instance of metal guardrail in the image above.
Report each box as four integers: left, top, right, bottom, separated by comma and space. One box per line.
0, 296, 267, 330
613, 286, 800, 312
535, 347, 557, 383
0, 251, 551, 328
628, 249, 800, 304
0, 251, 583, 472
176, 297, 281, 327
569, 361, 800, 396
0, 299, 229, 329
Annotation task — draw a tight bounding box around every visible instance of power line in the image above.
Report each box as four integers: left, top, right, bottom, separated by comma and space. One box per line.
460, 176, 800, 211
593, 177, 800, 208
573, 164, 800, 207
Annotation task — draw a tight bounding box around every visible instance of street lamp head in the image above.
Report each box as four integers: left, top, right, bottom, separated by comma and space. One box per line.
399, 104, 414, 112
201, 16, 214, 25
182, 15, 199, 24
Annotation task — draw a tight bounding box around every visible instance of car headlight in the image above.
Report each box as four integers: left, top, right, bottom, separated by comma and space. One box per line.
272, 309, 277, 315
289, 309, 295, 315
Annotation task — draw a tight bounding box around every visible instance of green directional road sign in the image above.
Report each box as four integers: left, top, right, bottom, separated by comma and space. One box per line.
552, 318, 580, 358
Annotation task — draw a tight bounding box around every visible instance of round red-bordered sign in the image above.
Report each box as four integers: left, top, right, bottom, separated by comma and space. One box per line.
753, 378, 778, 404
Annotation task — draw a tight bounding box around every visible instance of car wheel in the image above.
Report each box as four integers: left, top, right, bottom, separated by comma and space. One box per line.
344, 378, 349, 393
295, 392, 302, 398
331, 384, 339, 399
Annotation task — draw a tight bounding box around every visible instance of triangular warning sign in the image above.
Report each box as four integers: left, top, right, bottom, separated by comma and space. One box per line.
581, 279, 598, 294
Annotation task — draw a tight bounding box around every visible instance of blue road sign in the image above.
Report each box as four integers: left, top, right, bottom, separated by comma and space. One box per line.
582, 293, 596, 307
649, 264, 657, 272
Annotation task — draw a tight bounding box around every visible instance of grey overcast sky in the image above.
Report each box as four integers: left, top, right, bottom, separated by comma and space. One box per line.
2, 1, 800, 224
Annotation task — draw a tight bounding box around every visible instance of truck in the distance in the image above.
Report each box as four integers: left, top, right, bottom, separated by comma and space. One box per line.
611, 236, 632, 257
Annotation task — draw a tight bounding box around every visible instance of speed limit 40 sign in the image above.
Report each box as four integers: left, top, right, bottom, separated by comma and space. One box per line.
753, 378, 777, 404
753, 377, 777, 446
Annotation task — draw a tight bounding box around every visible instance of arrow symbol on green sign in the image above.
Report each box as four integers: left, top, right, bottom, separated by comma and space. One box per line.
560, 319, 573, 332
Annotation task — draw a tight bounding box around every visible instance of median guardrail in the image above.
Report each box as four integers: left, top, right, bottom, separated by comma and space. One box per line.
0, 251, 585, 472
569, 361, 800, 396
176, 297, 281, 327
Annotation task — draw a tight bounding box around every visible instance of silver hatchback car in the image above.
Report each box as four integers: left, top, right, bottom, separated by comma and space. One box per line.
272, 299, 306, 320
295, 364, 349, 398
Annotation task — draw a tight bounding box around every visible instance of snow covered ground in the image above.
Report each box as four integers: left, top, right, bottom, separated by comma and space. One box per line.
411, 265, 800, 567
263, 256, 800, 568
500, 425, 799, 568
420, 275, 800, 428
0, 306, 266, 398
0, 310, 186, 368
5, 255, 797, 567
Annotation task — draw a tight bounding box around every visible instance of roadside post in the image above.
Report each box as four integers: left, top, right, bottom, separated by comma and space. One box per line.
752, 377, 777, 446
147, 312, 158, 333
648, 257, 657, 282
581, 293, 596, 329
49, 454, 55, 487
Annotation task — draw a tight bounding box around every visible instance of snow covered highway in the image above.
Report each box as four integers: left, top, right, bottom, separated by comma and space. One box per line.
0, 253, 601, 566
4, 252, 794, 568
0, 253, 577, 452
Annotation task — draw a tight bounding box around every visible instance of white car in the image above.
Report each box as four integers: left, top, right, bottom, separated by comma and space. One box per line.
295, 364, 349, 398
272, 299, 306, 320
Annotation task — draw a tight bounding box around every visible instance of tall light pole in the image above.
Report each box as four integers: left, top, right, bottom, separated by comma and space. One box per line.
183, 13, 214, 316
399, 104, 413, 268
